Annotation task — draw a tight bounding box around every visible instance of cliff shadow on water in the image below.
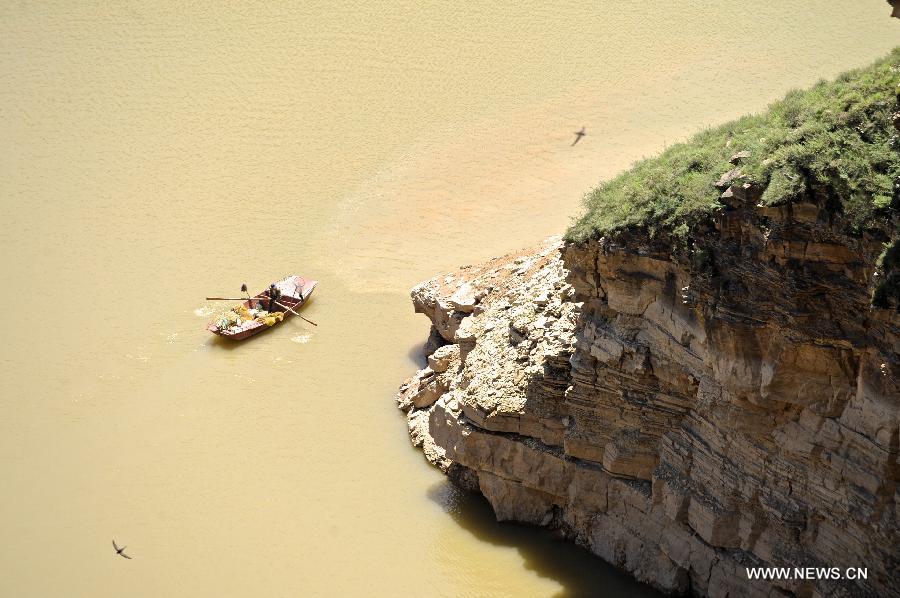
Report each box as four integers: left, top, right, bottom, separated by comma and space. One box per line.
427, 480, 661, 598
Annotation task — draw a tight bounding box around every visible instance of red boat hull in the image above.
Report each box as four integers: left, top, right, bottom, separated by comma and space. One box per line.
207, 275, 317, 340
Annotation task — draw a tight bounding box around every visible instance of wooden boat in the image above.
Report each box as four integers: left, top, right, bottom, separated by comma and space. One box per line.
207, 275, 318, 340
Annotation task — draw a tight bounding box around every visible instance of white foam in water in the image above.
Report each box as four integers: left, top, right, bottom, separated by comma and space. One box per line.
194, 306, 214, 317
291, 334, 312, 344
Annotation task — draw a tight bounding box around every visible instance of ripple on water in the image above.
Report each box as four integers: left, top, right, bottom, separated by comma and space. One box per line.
290, 334, 312, 344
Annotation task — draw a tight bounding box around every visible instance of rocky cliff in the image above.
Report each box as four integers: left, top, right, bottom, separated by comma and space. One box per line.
399, 223, 897, 597
397, 52, 899, 597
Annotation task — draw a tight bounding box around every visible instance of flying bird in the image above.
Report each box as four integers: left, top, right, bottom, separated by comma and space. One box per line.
571, 126, 586, 146
112, 540, 132, 560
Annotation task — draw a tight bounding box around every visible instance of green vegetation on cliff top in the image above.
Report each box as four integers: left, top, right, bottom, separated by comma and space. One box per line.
567, 48, 900, 242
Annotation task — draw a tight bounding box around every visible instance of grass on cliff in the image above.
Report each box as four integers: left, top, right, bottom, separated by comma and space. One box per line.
566, 48, 900, 242
873, 239, 900, 308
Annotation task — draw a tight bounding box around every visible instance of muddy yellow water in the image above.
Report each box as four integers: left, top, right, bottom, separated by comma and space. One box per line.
0, 2, 895, 596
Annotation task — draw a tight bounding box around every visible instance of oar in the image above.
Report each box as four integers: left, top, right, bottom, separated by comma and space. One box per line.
274, 300, 318, 327
206, 283, 258, 301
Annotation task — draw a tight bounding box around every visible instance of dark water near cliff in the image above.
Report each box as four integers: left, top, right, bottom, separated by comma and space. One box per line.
430, 483, 663, 598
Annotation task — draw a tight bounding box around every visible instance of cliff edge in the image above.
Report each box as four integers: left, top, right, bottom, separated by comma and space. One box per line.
397, 51, 899, 597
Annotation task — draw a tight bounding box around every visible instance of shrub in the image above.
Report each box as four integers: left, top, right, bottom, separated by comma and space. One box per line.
566, 48, 900, 242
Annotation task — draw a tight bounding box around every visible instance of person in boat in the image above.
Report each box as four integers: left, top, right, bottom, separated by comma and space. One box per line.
267, 283, 281, 312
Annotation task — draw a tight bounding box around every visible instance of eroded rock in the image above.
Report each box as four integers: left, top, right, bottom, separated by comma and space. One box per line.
397, 208, 899, 597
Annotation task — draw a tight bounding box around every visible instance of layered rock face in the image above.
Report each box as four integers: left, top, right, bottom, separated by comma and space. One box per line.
397, 201, 899, 596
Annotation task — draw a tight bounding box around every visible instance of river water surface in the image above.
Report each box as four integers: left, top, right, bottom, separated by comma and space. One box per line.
1, 2, 896, 597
